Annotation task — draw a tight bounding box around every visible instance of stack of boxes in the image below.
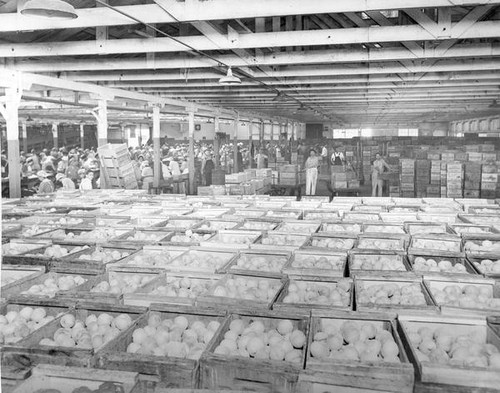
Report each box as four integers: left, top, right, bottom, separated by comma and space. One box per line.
399, 159, 415, 197
463, 163, 481, 198
446, 162, 464, 198
362, 147, 373, 183
428, 160, 442, 197
415, 160, 431, 197
481, 164, 497, 199
331, 166, 347, 189
440, 162, 448, 197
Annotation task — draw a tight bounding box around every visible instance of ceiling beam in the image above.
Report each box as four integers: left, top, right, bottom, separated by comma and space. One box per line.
2, 0, 499, 33
1, 21, 499, 58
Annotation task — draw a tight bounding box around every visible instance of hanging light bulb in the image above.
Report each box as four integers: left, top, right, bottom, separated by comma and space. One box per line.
20, 0, 78, 20
219, 67, 241, 85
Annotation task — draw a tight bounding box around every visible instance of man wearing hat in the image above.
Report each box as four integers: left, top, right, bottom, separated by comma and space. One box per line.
56, 173, 75, 191
37, 171, 54, 194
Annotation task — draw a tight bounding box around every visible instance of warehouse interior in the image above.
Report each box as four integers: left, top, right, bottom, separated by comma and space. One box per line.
2, 1, 500, 392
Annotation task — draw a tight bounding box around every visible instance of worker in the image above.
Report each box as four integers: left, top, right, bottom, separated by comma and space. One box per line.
254, 149, 268, 169
331, 147, 345, 167
79, 171, 94, 191
321, 145, 328, 163
36, 171, 54, 194
203, 153, 215, 186
56, 173, 76, 191
304, 149, 320, 196
371, 153, 391, 197
141, 161, 154, 191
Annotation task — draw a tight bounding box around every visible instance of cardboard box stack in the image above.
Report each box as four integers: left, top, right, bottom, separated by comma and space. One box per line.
446, 162, 464, 198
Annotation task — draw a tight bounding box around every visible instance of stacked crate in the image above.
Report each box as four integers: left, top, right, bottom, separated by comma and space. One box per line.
278, 164, 299, 186
446, 162, 464, 198
441, 151, 455, 162
415, 160, 430, 198
399, 159, 415, 198
463, 163, 481, 198
97, 144, 139, 190
440, 162, 448, 197
481, 163, 498, 199
427, 160, 442, 197
467, 152, 483, 163
362, 147, 373, 182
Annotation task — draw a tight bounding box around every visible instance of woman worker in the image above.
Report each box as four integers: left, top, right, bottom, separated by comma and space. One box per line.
304, 149, 320, 196
371, 153, 391, 197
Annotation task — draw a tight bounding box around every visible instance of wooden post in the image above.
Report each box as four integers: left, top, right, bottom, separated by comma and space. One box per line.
233, 115, 239, 173
1, 86, 22, 198
214, 116, 220, 168
21, 122, 28, 153
97, 99, 108, 147
188, 111, 195, 194
260, 120, 264, 145
248, 119, 254, 169
152, 105, 161, 189
80, 123, 85, 149
52, 122, 58, 149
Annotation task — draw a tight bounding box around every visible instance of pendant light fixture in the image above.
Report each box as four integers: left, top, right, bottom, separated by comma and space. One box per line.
20, 0, 78, 20
219, 68, 241, 86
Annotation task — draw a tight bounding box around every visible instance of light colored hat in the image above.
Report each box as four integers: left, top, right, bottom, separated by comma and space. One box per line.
56, 173, 65, 181
37, 170, 49, 178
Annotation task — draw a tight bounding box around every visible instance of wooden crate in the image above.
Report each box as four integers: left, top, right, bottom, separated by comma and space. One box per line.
343, 212, 381, 222
302, 209, 340, 221
97, 305, 226, 389
318, 221, 362, 236
265, 209, 303, 221
304, 234, 357, 252
200, 230, 262, 251
273, 221, 321, 235
3, 303, 145, 368
1, 265, 46, 294
407, 254, 478, 278
158, 217, 204, 231
251, 233, 310, 252
355, 277, 438, 313
349, 251, 413, 278
362, 223, 406, 235
3, 225, 58, 240
106, 246, 187, 273
380, 212, 419, 223
52, 245, 138, 275
196, 219, 242, 231
110, 229, 174, 247
223, 250, 291, 279
200, 310, 309, 393
3, 272, 97, 303
160, 248, 237, 274
404, 222, 452, 236
356, 234, 408, 252
10, 364, 139, 393
123, 272, 220, 307
467, 256, 500, 280
273, 278, 353, 313
239, 218, 280, 231
197, 274, 286, 312
398, 314, 500, 390
282, 250, 347, 281
34, 227, 130, 245
423, 276, 500, 316
450, 224, 498, 237
302, 310, 414, 393
408, 234, 463, 257
60, 270, 160, 305
463, 235, 500, 258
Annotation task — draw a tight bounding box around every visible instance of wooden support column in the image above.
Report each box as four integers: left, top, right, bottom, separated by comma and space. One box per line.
21, 122, 28, 153
214, 116, 220, 168
188, 111, 195, 194
260, 120, 264, 144
52, 123, 58, 149
249, 119, 255, 169
0, 86, 22, 198
80, 124, 85, 149
152, 105, 161, 188
233, 115, 239, 173
96, 99, 108, 147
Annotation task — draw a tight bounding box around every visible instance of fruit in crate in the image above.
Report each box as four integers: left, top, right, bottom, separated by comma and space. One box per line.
322, 223, 361, 233
407, 326, 500, 368
2, 242, 43, 256
267, 210, 298, 218
283, 279, 351, 306
78, 247, 130, 263
90, 274, 153, 295
473, 259, 500, 274
242, 221, 275, 230
453, 226, 489, 234
33, 208, 58, 214
262, 234, 305, 246
62, 228, 121, 241
213, 317, 304, 363
430, 284, 500, 309
305, 212, 338, 220
21, 225, 49, 237
21, 275, 86, 297
311, 237, 355, 250
465, 240, 500, 253
215, 233, 256, 244
167, 251, 228, 270
278, 223, 318, 234
291, 254, 344, 270
199, 221, 235, 230
408, 226, 446, 235
352, 255, 406, 271
233, 254, 287, 272
364, 225, 405, 234
357, 282, 427, 306
171, 231, 212, 243
38, 312, 132, 349
126, 312, 219, 359
413, 257, 467, 273
46, 217, 83, 226
165, 220, 195, 229
0, 307, 60, 344
309, 320, 401, 363
27, 244, 89, 259
212, 277, 280, 302
126, 232, 166, 241
151, 276, 213, 298
121, 250, 177, 267
358, 238, 401, 250
412, 238, 458, 252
